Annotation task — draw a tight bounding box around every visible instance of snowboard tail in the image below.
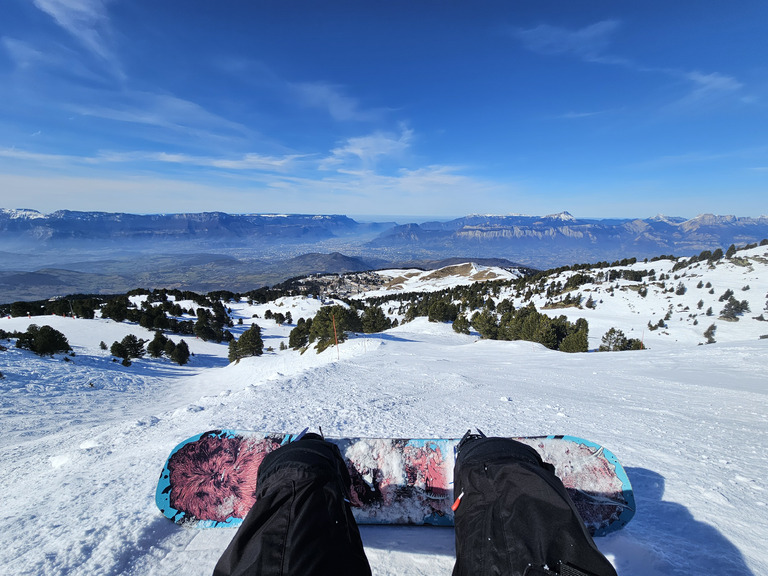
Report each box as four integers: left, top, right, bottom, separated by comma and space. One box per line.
156, 430, 635, 535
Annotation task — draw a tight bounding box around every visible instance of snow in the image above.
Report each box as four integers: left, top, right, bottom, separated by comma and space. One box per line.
544, 211, 576, 221
367, 264, 520, 297
0, 208, 45, 219
2, 252, 768, 576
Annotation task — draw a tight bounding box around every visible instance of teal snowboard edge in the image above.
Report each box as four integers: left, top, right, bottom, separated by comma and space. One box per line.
550, 434, 635, 535
156, 430, 635, 533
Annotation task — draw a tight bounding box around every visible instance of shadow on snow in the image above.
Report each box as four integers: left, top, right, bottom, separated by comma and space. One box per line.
601, 467, 756, 576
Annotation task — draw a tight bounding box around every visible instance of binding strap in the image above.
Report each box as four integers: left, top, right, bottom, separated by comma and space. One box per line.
525, 562, 603, 576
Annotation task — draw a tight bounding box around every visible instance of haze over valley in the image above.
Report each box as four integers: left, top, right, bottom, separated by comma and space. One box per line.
2, 208, 767, 302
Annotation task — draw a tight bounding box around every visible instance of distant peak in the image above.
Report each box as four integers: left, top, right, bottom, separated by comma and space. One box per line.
0, 208, 45, 219
648, 214, 683, 224
544, 211, 576, 221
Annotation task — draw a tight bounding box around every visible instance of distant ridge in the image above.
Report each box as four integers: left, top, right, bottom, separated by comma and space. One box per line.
370, 212, 768, 265
2, 209, 767, 302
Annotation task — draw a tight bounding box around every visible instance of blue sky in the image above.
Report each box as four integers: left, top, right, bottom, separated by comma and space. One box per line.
1, 1, 766, 219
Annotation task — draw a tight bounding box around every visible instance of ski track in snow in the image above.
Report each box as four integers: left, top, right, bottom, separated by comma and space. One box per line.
2, 252, 768, 576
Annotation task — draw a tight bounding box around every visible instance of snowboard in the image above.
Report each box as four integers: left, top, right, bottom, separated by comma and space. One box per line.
156, 430, 635, 536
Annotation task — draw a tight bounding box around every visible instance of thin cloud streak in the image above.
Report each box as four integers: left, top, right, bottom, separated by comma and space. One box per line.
512, 20, 627, 64
513, 20, 749, 111
1, 38, 47, 69
32, 0, 122, 75
0, 147, 305, 173
102, 151, 306, 172
293, 82, 383, 122
72, 91, 253, 141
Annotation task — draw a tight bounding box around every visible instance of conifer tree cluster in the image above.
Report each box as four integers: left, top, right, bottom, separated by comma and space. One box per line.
308, 305, 362, 353
228, 324, 264, 362
468, 302, 589, 353
288, 318, 313, 350
598, 328, 645, 352
14, 324, 72, 356
146, 331, 191, 365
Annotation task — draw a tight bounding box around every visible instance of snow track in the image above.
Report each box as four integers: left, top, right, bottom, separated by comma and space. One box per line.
2, 307, 767, 574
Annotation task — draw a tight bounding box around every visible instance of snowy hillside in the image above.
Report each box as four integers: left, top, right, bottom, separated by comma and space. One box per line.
1, 248, 767, 575
500, 244, 768, 350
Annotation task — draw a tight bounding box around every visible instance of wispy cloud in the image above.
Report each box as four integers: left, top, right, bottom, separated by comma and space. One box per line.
32, 0, 121, 74
0, 172, 255, 214
321, 126, 414, 171
1, 38, 47, 69
557, 109, 618, 120
514, 20, 750, 112
2, 34, 115, 86
680, 71, 744, 104
650, 69, 749, 113
73, 91, 252, 142
0, 147, 304, 174
293, 81, 383, 122
101, 151, 305, 172
512, 20, 627, 65
0, 148, 93, 166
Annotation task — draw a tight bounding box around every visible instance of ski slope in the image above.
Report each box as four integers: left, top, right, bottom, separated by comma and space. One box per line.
1, 254, 767, 575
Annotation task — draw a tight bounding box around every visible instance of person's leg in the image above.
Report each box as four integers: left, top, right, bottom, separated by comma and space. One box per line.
213, 434, 371, 576
452, 432, 617, 576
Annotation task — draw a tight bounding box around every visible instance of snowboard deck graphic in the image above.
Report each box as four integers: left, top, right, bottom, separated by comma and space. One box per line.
156, 430, 635, 536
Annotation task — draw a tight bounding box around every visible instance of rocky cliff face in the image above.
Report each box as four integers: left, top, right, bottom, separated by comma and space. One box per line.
368, 213, 768, 265
0, 210, 372, 242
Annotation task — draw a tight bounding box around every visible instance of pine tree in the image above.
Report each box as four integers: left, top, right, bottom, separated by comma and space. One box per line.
235, 324, 264, 358
289, 318, 311, 350
559, 329, 588, 353
110, 341, 128, 359
101, 297, 129, 322
309, 306, 361, 352
599, 328, 628, 352
452, 314, 471, 335
471, 309, 498, 339
228, 339, 240, 363
171, 340, 190, 365
121, 334, 146, 359
361, 305, 392, 333
147, 331, 169, 358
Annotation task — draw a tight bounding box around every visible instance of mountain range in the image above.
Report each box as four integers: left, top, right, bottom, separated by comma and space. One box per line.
2, 209, 767, 302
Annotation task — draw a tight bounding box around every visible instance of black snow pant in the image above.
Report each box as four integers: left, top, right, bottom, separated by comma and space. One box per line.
212, 435, 371, 576
213, 434, 617, 576
452, 436, 618, 576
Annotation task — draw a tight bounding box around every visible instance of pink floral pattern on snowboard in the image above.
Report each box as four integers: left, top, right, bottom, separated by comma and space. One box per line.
166, 433, 281, 523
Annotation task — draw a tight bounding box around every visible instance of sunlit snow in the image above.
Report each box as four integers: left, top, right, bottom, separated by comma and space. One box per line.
1, 247, 766, 575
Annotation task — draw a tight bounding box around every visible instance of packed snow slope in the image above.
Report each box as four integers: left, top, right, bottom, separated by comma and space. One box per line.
1, 248, 767, 576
